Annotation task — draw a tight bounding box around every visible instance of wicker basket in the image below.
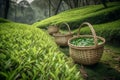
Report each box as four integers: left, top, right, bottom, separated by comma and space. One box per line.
53, 22, 73, 46
68, 22, 105, 65
47, 25, 59, 35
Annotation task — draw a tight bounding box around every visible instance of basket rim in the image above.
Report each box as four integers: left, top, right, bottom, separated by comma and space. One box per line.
53, 32, 73, 37
68, 35, 105, 49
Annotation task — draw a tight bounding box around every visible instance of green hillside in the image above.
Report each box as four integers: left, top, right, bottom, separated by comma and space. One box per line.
33, 2, 120, 29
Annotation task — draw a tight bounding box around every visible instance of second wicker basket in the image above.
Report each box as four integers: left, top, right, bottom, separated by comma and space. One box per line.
53, 22, 73, 46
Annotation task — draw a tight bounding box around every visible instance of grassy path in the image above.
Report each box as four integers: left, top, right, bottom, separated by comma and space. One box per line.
59, 44, 120, 80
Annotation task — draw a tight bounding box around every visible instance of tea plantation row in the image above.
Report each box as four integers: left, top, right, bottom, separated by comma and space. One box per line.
33, 2, 120, 29
0, 22, 83, 80
77, 19, 120, 43
0, 18, 13, 23
32, 2, 120, 43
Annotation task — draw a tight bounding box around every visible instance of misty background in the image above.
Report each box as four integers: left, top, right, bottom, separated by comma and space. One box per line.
0, 0, 119, 24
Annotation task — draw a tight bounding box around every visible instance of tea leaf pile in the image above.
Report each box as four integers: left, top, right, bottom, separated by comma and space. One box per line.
71, 37, 103, 47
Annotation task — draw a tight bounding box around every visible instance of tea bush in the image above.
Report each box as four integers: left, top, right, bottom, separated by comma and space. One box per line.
0, 22, 83, 80
0, 18, 12, 23
76, 19, 120, 43
33, 2, 120, 29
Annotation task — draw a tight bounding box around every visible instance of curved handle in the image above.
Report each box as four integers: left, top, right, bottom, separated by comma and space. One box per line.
59, 22, 72, 34
78, 22, 98, 47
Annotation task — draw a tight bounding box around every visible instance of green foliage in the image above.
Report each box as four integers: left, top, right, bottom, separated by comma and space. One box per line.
76, 19, 120, 43
0, 18, 12, 23
70, 37, 103, 47
32, 2, 120, 29
0, 23, 83, 80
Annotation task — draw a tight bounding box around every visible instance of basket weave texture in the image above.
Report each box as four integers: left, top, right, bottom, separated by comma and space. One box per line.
68, 22, 105, 65
53, 22, 73, 46
47, 25, 59, 35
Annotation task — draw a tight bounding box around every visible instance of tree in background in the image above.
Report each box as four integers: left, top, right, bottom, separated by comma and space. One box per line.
47, 0, 63, 16
54, 0, 62, 15
62, 0, 108, 9
5, 0, 10, 18
101, 0, 108, 8
0, 0, 10, 18
19, 0, 30, 18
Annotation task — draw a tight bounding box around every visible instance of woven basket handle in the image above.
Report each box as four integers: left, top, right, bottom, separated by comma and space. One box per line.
78, 22, 98, 47
59, 22, 72, 34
